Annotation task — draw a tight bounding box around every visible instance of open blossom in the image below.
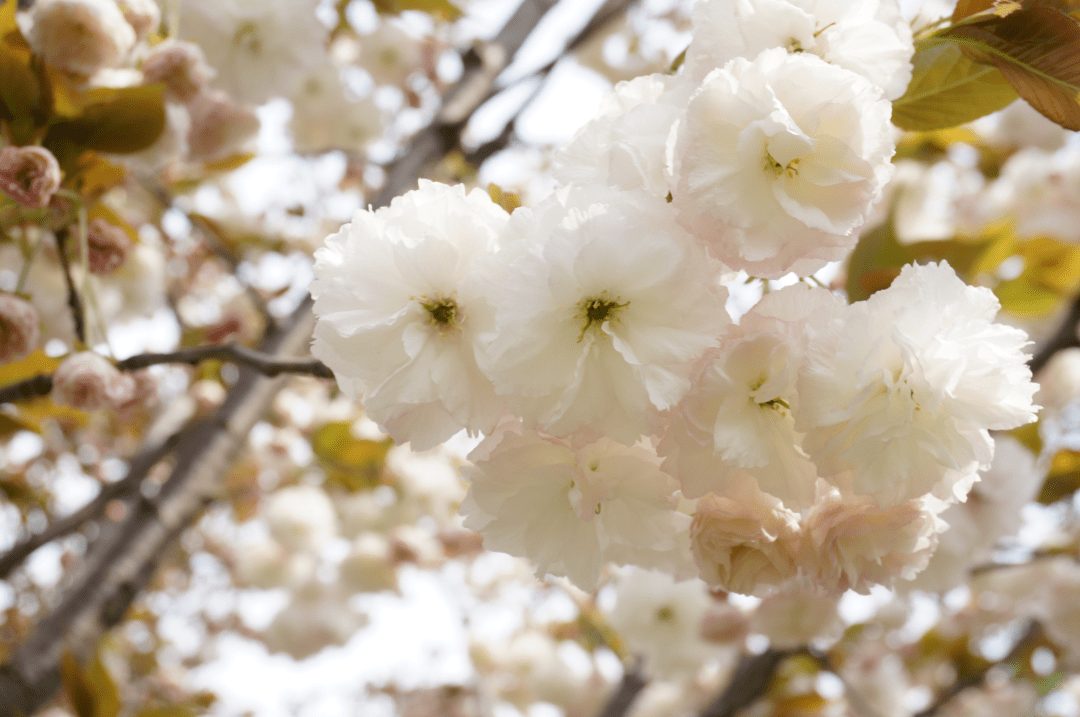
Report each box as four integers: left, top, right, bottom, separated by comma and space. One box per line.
0, 146, 62, 209
686, 0, 914, 100
801, 490, 942, 594
670, 48, 895, 278
310, 181, 509, 449
51, 352, 129, 411
660, 284, 840, 510
554, 73, 687, 198
0, 294, 40, 365
289, 65, 382, 152
749, 584, 843, 649
689, 485, 801, 595
141, 40, 216, 103
482, 183, 729, 445
179, 0, 328, 105
186, 90, 260, 162
461, 425, 688, 590
26, 0, 136, 75
264, 485, 338, 551
797, 262, 1038, 506
85, 218, 132, 274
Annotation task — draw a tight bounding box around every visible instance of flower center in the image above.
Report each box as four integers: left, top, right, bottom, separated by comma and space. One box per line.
419, 296, 460, 334
235, 23, 263, 56
576, 292, 628, 342
764, 153, 800, 179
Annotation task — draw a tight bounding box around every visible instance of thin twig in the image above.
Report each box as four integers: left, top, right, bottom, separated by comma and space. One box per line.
115, 343, 334, 378
53, 228, 86, 346
0, 374, 54, 404
0, 428, 187, 580
913, 620, 1042, 717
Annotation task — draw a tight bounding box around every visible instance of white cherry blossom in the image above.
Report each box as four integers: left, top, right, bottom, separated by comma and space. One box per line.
310, 180, 510, 449
481, 183, 729, 445
669, 49, 895, 278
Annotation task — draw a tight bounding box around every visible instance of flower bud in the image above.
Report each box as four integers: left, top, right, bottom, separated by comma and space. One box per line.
85, 218, 132, 274
141, 39, 215, 103
51, 352, 126, 411
0, 146, 62, 209
0, 294, 41, 365
186, 90, 259, 162
27, 0, 136, 75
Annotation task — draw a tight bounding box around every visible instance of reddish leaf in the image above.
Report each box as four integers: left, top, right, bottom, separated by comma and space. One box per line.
945, 6, 1080, 129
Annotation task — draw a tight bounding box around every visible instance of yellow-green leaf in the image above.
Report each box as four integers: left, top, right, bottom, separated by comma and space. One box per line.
61, 649, 120, 717
372, 0, 462, 21
45, 84, 167, 158
893, 42, 1018, 130
312, 421, 393, 491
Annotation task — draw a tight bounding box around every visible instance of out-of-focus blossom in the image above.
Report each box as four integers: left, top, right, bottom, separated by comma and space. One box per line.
263, 579, 367, 660
0, 294, 41, 365
264, 484, 338, 551
52, 352, 128, 411
358, 23, 423, 88
0, 146, 62, 209
749, 584, 843, 648
186, 90, 260, 162
141, 39, 216, 103
116, 0, 159, 39
289, 65, 382, 152
84, 218, 132, 274
26, 0, 135, 75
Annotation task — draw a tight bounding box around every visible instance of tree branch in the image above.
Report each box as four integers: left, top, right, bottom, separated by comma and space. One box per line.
0, 427, 187, 580
913, 620, 1042, 717
698, 649, 790, 717
594, 660, 648, 717
0, 374, 53, 404
115, 343, 334, 379
1030, 292, 1080, 375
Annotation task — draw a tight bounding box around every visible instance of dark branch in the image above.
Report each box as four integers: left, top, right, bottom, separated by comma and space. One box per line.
116, 343, 334, 379
913, 620, 1042, 717
0, 374, 53, 405
53, 227, 86, 346
1030, 292, 1080, 375
0, 428, 186, 580
594, 660, 648, 717
699, 649, 789, 717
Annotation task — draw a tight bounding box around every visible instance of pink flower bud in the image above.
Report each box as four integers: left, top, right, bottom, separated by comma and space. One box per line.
85, 218, 132, 274
0, 146, 62, 209
141, 39, 215, 103
0, 294, 41, 365
187, 90, 259, 163
52, 352, 125, 411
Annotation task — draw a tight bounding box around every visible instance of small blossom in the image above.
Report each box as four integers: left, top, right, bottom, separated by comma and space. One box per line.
84, 218, 132, 274
749, 585, 843, 649
141, 39, 216, 103
264, 485, 339, 551
690, 485, 801, 595
51, 352, 127, 411
27, 0, 136, 75
0, 146, 62, 209
116, 0, 160, 39
0, 294, 41, 365
186, 90, 260, 162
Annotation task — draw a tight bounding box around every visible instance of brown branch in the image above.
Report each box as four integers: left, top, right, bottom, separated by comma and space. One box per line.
1030, 292, 1080, 375
53, 227, 85, 346
699, 649, 790, 717
0, 428, 187, 580
913, 620, 1042, 717
0, 374, 53, 404
115, 343, 334, 379
594, 660, 648, 717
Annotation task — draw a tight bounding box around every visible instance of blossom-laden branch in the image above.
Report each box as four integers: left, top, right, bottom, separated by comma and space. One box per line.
0, 343, 334, 405
0, 427, 188, 580
0, 0, 589, 713
1030, 292, 1080, 375
699, 649, 790, 717
913, 620, 1043, 717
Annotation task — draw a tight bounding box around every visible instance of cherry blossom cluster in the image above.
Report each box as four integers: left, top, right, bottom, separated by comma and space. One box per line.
310, 0, 1039, 596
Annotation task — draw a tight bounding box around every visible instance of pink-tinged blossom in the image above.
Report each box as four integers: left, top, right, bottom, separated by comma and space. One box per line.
554, 73, 688, 198
26, 0, 135, 75
85, 218, 132, 274
797, 262, 1037, 506
141, 39, 216, 103
186, 90, 260, 162
0, 294, 40, 365
310, 181, 510, 450
686, 0, 914, 100
482, 183, 729, 445
749, 584, 843, 649
689, 485, 801, 595
669, 48, 895, 279
460, 425, 688, 590
51, 352, 128, 411
800, 490, 941, 594
660, 284, 840, 510
0, 146, 62, 209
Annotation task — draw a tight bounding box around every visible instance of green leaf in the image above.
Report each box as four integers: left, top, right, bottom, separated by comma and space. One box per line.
45, 84, 166, 159
312, 421, 393, 491
893, 42, 1018, 130
60, 650, 120, 717
371, 0, 462, 21
944, 5, 1080, 129
845, 218, 907, 302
